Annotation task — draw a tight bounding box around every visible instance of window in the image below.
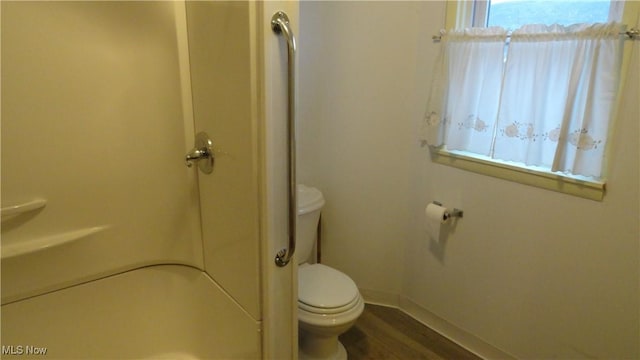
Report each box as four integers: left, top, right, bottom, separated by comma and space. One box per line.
473, 0, 622, 29
424, 0, 637, 201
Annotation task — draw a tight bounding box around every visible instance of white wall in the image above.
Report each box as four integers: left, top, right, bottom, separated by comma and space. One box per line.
299, 1, 639, 359
299, 1, 421, 300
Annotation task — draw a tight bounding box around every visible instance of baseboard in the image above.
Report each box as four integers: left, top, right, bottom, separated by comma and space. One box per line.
359, 288, 402, 308
359, 288, 515, 360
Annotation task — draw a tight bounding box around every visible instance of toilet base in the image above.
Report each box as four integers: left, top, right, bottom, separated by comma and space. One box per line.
299, 338, 347, 360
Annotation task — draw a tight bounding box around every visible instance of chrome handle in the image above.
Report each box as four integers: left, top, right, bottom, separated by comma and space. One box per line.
272, 11, 297, 267
185, 132, 214, 174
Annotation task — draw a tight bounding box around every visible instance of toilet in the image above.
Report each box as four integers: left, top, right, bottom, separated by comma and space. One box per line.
296, 184, 364, 360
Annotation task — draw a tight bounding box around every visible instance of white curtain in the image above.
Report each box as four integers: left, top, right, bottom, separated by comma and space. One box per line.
424, 23, 624, 179
423, 27, 507, 153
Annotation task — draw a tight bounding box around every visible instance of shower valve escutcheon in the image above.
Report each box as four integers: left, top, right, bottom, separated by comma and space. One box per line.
185, 132, 214, 174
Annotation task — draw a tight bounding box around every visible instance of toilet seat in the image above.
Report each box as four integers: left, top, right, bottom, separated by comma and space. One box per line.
299, 295, 360, 315
298, 264, 360, 314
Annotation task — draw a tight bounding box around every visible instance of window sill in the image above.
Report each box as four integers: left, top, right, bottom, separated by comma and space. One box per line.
430, 148, 605, 201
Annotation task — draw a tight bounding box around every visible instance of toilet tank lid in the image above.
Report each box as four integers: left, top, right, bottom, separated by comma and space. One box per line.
297, 184, 325, 215
298, 264, 359, 309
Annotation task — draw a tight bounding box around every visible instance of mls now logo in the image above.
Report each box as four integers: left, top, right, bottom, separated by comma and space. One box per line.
2, 345, 48, 356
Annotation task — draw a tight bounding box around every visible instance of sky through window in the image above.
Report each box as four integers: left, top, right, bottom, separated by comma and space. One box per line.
486, 0, 612, 29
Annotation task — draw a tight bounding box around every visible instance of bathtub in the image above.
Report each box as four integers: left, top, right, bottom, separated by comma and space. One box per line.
0, 265, 261, 359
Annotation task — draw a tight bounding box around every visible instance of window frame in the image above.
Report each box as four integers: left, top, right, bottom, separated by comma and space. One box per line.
435, 0, 638, 201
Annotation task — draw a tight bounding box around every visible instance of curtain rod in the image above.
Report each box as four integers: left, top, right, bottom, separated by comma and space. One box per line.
432, 27, 639, 42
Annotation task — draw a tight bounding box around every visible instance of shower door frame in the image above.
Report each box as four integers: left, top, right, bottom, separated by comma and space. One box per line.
180, 1, 300, 358
254, 1, 300, 358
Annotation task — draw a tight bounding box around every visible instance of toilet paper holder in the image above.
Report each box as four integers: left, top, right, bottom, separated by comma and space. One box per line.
433, 201, 463, 220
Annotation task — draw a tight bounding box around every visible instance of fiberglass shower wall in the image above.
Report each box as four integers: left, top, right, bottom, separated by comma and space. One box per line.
1, 1, 202, 302
1, 2, 298, 357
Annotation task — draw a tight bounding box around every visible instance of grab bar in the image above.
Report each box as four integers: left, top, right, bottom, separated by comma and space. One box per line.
272, 11, 297, 267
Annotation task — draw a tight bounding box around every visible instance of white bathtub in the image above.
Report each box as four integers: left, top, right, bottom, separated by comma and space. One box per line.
0, 265, 261, 359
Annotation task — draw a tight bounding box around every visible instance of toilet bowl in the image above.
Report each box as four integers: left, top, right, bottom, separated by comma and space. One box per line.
297, 185, 364, 360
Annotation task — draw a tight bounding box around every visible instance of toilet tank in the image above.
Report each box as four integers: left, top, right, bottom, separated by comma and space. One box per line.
296, 185, 325, 264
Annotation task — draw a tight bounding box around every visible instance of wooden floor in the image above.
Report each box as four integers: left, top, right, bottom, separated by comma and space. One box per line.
339, 304, 481, 360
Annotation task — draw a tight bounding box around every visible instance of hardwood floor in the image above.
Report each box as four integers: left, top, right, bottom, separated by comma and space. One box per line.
339, 304, 481, 360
